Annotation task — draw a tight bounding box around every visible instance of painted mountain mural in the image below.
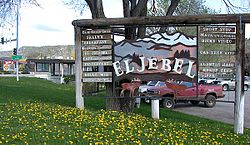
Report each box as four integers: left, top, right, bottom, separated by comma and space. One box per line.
114, 31, 197, 82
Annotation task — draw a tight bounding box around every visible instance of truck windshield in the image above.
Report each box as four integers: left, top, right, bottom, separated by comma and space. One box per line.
147, 81, 158, 86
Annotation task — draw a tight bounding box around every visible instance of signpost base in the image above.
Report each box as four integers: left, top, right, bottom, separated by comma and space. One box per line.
151, 99, 159, 119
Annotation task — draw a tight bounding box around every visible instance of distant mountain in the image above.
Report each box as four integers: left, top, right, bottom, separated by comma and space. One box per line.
114, 31, 197, 61
0, 45, 74, 59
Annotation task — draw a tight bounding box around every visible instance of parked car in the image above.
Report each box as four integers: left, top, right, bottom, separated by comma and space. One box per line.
198, 78, 220, 85
139, 81, 166, 93
138, 81, 166, 103
146, 81, 224, 108
220, 78, 248, 91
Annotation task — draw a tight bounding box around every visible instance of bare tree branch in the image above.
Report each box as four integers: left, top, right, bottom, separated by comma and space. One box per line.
0, 0, 40, 26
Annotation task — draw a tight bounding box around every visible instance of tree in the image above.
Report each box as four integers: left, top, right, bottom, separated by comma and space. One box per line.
0, 0, 40, 26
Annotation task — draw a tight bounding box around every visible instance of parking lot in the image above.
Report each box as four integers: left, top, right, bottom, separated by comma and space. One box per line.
174, 90, 250, 128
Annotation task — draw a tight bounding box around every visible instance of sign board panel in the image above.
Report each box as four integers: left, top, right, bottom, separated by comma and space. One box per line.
83, 61, 113, 66
200, 26, 236, 33
83, 56, 112, 61
82, 45, 112, 50
82, 77, 112, 82
82, 34, 112, 40
82, 40, 113, 45
199, 51, 235, 55
199, 62, 235, 67
83, 50, 112, 55
198, 25, 236, 79
200, 38, 235, 44
200, 33, 235, 39
83, 72, 112, 77
82, 28, 113, 82
82, 29, 112, 35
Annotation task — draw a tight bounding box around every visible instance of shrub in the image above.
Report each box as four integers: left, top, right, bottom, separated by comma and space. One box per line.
63, 75, 75, 84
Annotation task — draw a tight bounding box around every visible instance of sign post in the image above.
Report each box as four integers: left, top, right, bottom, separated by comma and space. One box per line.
234, 21, 245, 134
15, 0, 20, 82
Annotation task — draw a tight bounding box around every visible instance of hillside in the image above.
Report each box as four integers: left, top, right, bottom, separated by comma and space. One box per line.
0, 45, 74, 59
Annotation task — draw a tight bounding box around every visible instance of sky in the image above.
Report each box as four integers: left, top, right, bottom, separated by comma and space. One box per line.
0, 0, 249, 51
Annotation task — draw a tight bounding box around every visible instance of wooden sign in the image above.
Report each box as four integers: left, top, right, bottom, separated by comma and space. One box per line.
199, 62, 235, 67
83, 50, 112, 55
200, 38, 235, 44
200, 33, 235, 39
81, 28, 113, 82
82, 45, 112, 50
82, 40, 113, 45
83, 61, 113, 66
83, 56, 112, 61
199, 73, 234, 78
82, 77, 112, 82
83, 72, 112, 77
199, 50, 236, 55
199, 67, 235, 73
200, 26, 235, 33
82, 34, 112, 40
82, 29, 111, 35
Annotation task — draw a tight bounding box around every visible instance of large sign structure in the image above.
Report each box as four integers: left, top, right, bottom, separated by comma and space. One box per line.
73, 14, 249, 134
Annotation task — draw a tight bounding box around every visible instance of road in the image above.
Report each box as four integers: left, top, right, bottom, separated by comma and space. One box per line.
174, 90, 250, 129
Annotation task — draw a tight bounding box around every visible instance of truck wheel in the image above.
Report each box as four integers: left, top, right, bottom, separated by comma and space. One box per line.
222, 85, 229, 91
163, 97, 175, 109
190, 100, 200, 105
204, 95, 216, 108
244, 85, 248, 91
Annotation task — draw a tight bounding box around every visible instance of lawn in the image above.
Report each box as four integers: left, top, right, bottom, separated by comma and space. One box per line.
0, 77, 249, 144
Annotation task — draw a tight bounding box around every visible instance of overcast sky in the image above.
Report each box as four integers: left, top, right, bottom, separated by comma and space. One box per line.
0, 0, 249, 51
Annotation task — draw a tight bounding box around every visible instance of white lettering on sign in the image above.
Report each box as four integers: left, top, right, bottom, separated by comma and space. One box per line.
82, 29, 111, 35
200, 33, 235, 39
86, 35, 103, 40
200, 26, 235, 33
201, 39, 235, 44
83, 56, 112, 61
83, 50, 112, 55
199, 51, 236, 55
83, 61, 113, 66
199, 62, 235, 67
82, 77, 112, 82
82, 45, 112, 50
82, 40, 113, 45
83, 72, 112, 77
112, 57, 195, 79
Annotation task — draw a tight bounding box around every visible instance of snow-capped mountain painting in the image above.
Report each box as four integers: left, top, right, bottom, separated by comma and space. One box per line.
114, 31, 197, 82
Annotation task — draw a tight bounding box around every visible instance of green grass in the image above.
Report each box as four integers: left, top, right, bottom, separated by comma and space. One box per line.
0, 77, 250, 144
0, 77, 105, 110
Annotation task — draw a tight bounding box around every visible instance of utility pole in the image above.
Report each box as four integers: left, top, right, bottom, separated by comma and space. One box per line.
16, 0, 20, 82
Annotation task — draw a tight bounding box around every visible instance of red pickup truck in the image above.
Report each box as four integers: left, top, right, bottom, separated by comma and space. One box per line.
146, 81, 224, 108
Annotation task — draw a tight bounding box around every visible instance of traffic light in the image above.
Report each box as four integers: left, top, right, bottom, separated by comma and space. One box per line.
13, 48, 17, 55
1, 37, 3, 44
